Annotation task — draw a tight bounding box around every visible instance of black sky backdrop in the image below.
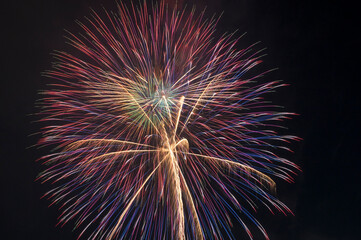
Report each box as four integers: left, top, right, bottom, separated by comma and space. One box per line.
2, 0, 360, 239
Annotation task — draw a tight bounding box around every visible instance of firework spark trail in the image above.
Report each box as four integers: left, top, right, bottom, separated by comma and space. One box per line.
38, 1, 300, 239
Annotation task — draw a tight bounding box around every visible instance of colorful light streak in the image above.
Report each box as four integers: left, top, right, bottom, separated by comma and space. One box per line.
37, 1, 300, 239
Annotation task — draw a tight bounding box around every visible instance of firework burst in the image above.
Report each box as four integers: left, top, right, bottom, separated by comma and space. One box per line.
37, 1, 299, 239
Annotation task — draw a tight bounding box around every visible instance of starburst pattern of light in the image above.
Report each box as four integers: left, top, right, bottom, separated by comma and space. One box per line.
37, 1, 299, 239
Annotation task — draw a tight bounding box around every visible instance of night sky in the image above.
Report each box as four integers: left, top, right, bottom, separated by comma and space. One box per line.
2, 0, 360, 239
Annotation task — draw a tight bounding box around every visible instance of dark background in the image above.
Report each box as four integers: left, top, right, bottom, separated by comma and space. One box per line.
2, 0, 360, 239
